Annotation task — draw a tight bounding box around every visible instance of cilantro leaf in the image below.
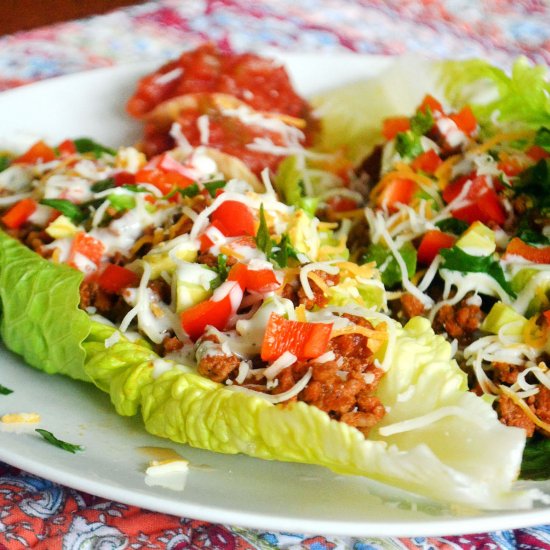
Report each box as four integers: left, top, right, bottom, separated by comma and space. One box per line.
90, 178, 115, 193
203, 180, 226, 197
534, 127, 550, 153
271, 233, 299, 268
73, 138, 116, 158
210, 254, 229, 289
520, 436, 550, 480
178, 183, 199, 198
255, 204, 273, 257
410, 108, 434, 136
395, 131, 423, 159
0, 384, 13, 395
35, 428, 84, 453
439, 246, 515, 297
40, 199, 86, 224
435, 218, 469, 235
0, 155, 11, 173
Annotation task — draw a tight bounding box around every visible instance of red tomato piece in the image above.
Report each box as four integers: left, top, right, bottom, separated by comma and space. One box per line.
376, 177, 417, 211
135, 168, 194, 196
1, 198, 37, 229
70, 232, 105, 266
14, 141, 56, 164
526, 145, 550, 162
411, 149, 442, 174
210, 200, 255, 237
57, 139, 77, 156
113, 171, 136, 186
417, 230, 456, 265
199, 219, 229, 252
261, 313, 333, 362
417, 94, 444, 115
326, 196, 359, 213
382, 116, 411, 140
228, 263, 280, 293
449, 106, 477, 136
504, 238, 550, 264
98, 264, 139, 293
180, 281, 242, 341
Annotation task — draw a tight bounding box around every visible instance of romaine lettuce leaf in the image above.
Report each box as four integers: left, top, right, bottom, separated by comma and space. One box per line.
83, 315, 534, 510
0, 231, 91, 381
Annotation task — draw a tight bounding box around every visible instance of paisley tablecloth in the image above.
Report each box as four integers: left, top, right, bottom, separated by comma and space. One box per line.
1, 1, 550, 548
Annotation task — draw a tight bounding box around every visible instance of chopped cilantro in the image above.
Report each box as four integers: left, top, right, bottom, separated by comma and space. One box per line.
0, 155, 11, 172
210, 254, 230, 289
440, 246, 515, 298
395, 131, 423, 159
361, 241, 417, 289
270, 233, 299, 268
178, 183, 200, 198
410, 108, 434, 136
73, 137, 116, 158
534, 127, 550, 153
520, 436, 550, 480
91, 178, 115, 193
40, 198, 86, 224
0, 384, 13, 395
435, 218, 469, 235
35, 428, 84, 454
255, 204, 273, 257
203, 180, 226, 197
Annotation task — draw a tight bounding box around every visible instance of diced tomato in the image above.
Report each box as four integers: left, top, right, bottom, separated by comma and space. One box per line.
228, 263, 280, 293
1, 198, 37, 229
542, 310, 550, 325
69, 232, 105, 266
504, 237, 550, 264
442, 173, 506, 226
180, 281, 243, 341
98, 264, 139, 293
113, 171, 136, 186
376, 177, 417, 211
417, 94, 443, 115
135, 168, 195, 197
411, 149, 442, 174
382, 116, 410, 140
14, 141, 56, 164
210, 200, 255, 237
449, 105, 477, 136
417, 230, 456, 265
526, 145, 550, 162
57, 139, 77, 156
199, 219, 229, 252
497, 157, 525, 177
326, 196, 358, 213
261, 313, 333, 362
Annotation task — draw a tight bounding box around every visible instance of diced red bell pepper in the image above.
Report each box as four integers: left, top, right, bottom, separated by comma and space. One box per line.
497, 157, 525, 177
504, 237, 550, 264
411, 149, 442, 174
449, 105, 477, 136
382, 116, 411, 141
69, 232, 105, 266
180, 281, 243, 341
1, 198, 37, 229
57, 139, 77, 157
14, 141, 57, 164
98, 264, 139, 293
210, 200, 255, 237
376, 177, 417, 211
228, 263, 280, 293
261, 313, 333, 362
417, 230, 456, 265
417, 94, 444, 115
542, 310, 550, 325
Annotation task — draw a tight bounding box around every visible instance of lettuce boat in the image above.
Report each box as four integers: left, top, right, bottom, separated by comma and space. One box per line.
0, 228, 540, 510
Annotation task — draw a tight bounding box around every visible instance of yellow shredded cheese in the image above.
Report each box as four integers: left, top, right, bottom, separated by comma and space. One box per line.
295, 304, 307, 322
1, 412, 41, 424
219, 245, 245, 260
468, 130, 535, 155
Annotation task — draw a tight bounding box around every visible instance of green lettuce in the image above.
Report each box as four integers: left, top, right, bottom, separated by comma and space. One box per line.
0, 232, 536, 509
0, 231, 91, 381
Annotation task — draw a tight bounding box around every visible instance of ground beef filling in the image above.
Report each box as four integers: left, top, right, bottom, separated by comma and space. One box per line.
196, 314, 386, 436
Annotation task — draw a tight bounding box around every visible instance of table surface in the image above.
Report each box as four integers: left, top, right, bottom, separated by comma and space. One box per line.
1, 1, 550, 548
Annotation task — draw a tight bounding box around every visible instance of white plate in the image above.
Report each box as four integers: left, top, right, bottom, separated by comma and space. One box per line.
0, 54, 549, 538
